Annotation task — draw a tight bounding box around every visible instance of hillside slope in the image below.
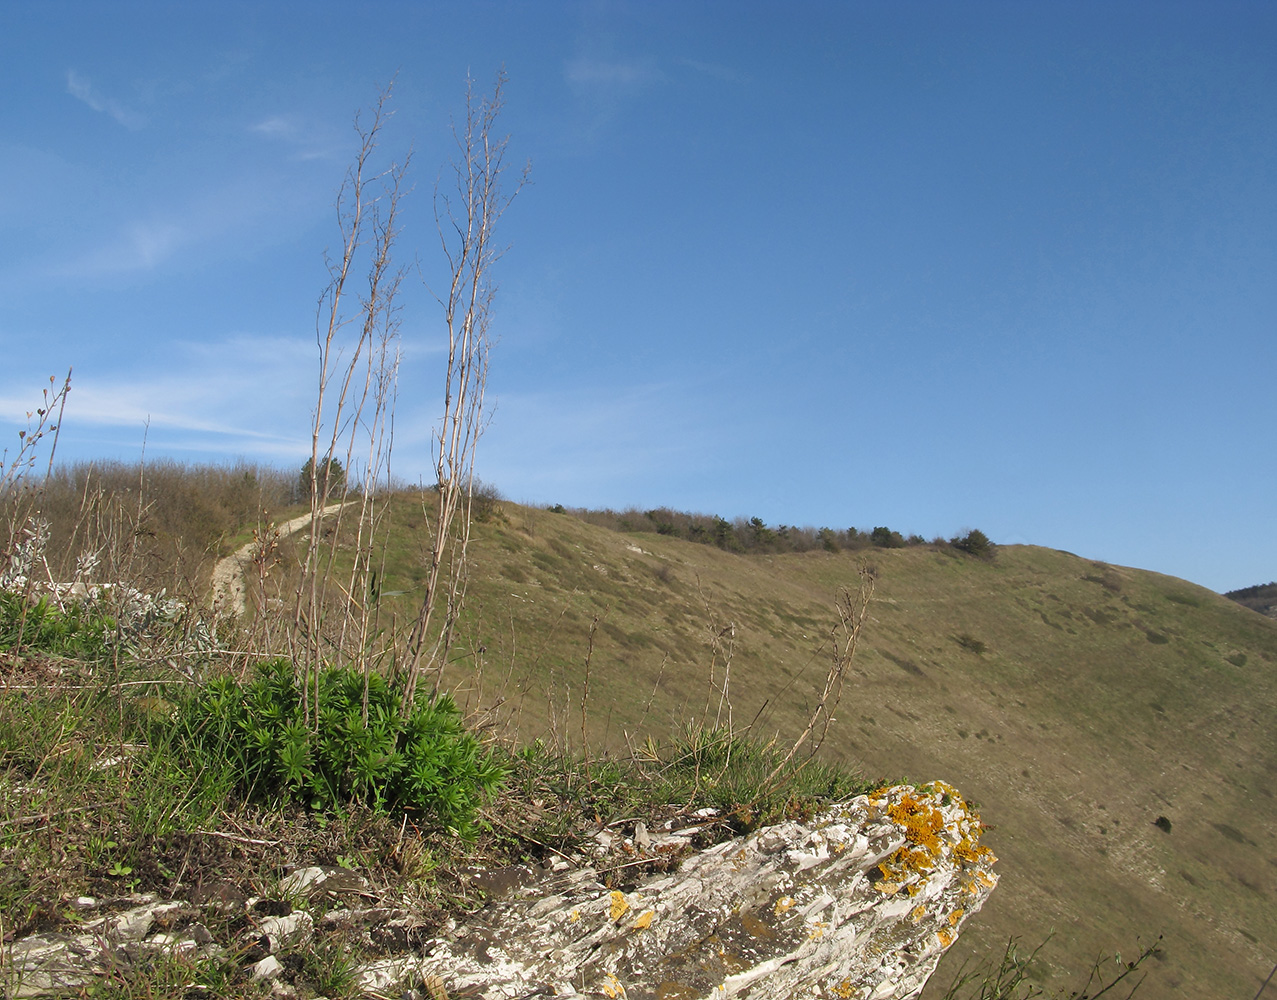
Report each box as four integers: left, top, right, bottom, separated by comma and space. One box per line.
291, 500, 1277, 998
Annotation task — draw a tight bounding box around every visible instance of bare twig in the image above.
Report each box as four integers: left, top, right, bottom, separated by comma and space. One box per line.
763, 569, 874, 788
0, 802, 110, 829
185, 829, 282, 847
580, 614, 600, 778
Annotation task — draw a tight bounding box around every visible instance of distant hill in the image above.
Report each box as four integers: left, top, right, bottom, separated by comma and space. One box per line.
1225, 581, 1277, 620
252, 498, 1277, 1000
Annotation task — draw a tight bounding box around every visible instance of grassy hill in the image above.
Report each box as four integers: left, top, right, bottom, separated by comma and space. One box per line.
1227, 581, 1277, 620
297, 498, 1277, 999
7, 467, 1275, 998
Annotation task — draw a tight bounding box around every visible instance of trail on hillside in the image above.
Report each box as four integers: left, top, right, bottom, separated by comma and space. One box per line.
210, 502, 349, 616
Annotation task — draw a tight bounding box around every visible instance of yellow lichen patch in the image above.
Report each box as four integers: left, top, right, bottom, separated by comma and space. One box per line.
952, 836, 996, 869
909, 904, 927, 924
601, 973, 626, 998
948, 908, 965, 926
873, 879, 902, 896
610, 891, 630, 922
937, 928, 955, 949
774, 895, 795, 915
808, 920, 830, 941
886, 792, 946, 854
633, 910, 655, 930
831, 977, 856, 998
876, 844, 937, 887
569, 908, 581, 924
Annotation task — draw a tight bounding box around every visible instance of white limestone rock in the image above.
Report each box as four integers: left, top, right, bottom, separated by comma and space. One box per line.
383, 781, 998, 1000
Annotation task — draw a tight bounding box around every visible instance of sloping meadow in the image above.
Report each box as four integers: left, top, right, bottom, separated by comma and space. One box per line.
323, 499, 1277, 1000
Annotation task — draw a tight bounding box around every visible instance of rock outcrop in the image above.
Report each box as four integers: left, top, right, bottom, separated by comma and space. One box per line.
407, 781, 996, 999
3, 782, 996, 1000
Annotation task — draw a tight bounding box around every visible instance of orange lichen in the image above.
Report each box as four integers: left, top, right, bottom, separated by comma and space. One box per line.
947, 908, 965, 926
610, 891, 630, 922
865, 784, 997, 897
937, 928, 955, 949
774, 896, 795, 915
633, 910, 655, 930
876, 843, 938, 887
601, 972, 626, 998
885, 793, 946, 853
909, 904, 927, 924
831, 977, 856, 998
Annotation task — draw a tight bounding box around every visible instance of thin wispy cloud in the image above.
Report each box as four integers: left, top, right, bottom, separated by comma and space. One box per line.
58, 219, 186, 277
251, 116, 297, 138
250, 114, 342, 161
564, 56, 665, 89
479, 381, 719, 503
66, 70, 145, 129
677, 57, 745, 84
12, 334, 321, 460
559, 50, 666, 148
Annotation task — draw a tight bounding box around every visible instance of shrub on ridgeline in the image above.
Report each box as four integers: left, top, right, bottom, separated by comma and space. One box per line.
175, 659, 505, 837
951, 528, 995, 560
870, 526, 906, 549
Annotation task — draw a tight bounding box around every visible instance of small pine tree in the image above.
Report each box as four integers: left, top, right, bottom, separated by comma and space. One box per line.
300, 457, 346, 502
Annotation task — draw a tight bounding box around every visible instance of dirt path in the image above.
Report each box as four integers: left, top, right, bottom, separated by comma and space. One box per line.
210, 502, 349, 616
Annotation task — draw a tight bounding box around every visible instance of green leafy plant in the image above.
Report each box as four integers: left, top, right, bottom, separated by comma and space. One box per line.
0, 590, 114, 661
174, 659, 505, 838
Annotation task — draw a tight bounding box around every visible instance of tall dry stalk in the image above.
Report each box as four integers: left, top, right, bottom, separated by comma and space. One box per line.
1, 373, 73, 642
1, 372, 71, 551
291, 83, 407, 714
403, 70, 528, 704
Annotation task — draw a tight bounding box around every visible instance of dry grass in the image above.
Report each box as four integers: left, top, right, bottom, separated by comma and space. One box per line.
5, 468, 1275, 998
277, 498, 1277, 1000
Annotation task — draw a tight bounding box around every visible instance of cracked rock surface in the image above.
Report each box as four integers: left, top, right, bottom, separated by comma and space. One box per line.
416, 781, 996, 999
2, 783, 995, 1000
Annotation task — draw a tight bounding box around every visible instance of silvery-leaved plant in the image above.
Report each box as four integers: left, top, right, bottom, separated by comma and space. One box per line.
0, 516, 51, 590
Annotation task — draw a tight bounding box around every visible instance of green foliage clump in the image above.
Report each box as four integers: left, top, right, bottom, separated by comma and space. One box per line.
0, 590, 113, 661
951, 528, 995, 559
175, 659, 504, 837
953, 633, 987, 655
299, 456, 346, 501
871, 526, 906, 548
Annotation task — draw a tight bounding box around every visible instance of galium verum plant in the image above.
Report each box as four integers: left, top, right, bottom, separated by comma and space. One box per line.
175, 658, 505, 837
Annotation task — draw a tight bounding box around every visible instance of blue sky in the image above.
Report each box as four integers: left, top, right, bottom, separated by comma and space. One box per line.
2, 1, 1274, 592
